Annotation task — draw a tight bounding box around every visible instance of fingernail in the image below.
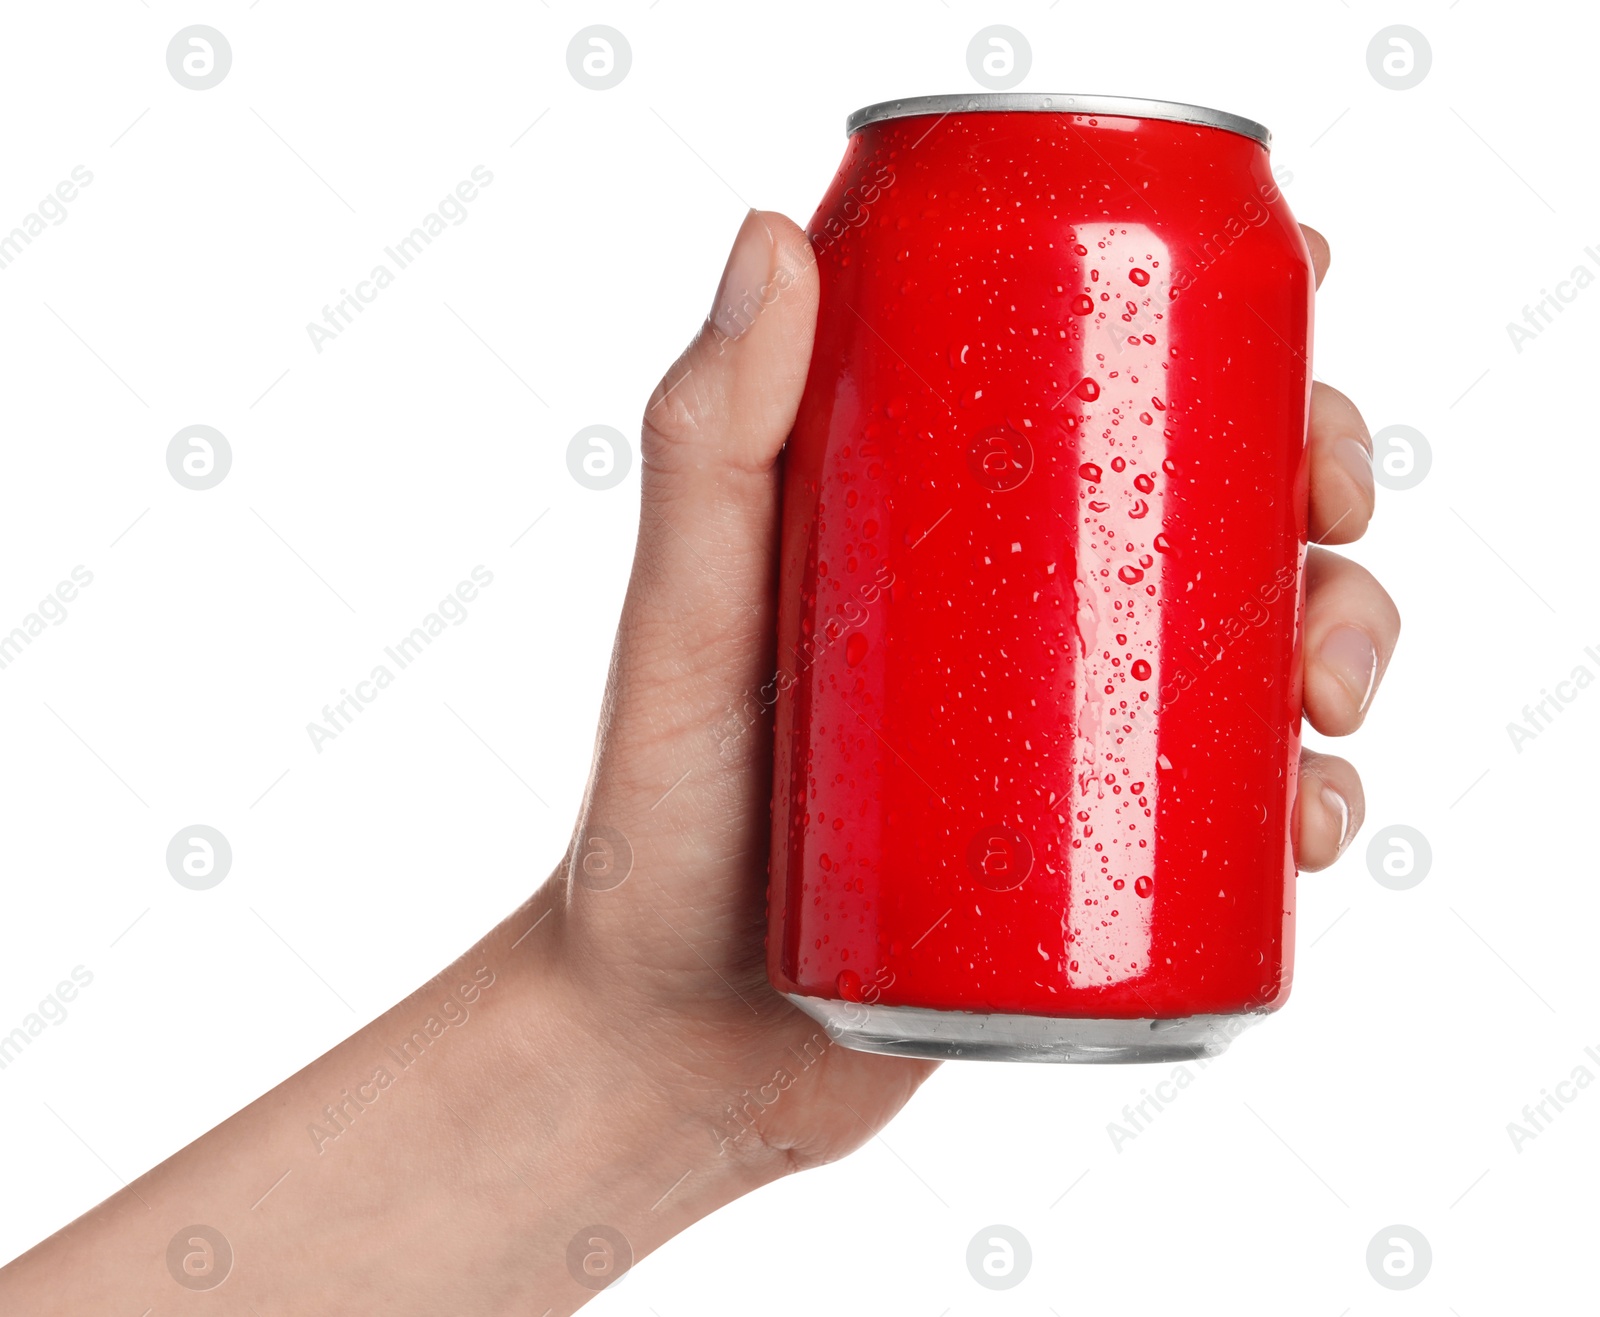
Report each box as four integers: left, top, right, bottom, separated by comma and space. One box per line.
1334, 437, 1375, 499
1321, 786, 1352, 854
712, 210, 774, 340
1320, 624, 1378, 715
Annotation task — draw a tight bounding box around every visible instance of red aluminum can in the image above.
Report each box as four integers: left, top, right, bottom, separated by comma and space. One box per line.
766, 94, 1313, 1062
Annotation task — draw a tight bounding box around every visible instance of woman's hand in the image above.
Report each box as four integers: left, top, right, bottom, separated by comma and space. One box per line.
543, 212, 1399, 1171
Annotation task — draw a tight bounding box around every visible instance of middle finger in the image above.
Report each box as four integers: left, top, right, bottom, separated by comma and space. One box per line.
1302, 546, 1401, 735
1308, 381, 1376, 546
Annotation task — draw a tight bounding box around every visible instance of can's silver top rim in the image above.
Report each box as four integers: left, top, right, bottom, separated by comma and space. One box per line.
846, 93, 1271, 149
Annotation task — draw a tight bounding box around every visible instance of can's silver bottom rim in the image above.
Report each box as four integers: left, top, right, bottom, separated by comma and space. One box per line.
845, 93, 1270, 150
787, 992, 1268, 1064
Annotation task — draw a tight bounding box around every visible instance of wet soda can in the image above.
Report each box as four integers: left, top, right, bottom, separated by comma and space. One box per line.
766, 94, 1313, 1062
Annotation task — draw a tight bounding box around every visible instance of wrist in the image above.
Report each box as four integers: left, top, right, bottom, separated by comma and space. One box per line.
477, 889, 787, 1292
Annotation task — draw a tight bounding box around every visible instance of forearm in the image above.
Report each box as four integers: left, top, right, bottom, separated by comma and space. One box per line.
0, 884, 779, 1315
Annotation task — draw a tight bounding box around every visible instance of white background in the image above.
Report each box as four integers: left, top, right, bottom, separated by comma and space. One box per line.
0, 1, 1594, 1311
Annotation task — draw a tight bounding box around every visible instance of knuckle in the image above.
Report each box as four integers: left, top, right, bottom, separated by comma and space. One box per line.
639, 351, 707, 465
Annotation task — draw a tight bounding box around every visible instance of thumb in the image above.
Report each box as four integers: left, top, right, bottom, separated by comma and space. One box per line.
646, 209, 819, 480
577, 209, 818, 868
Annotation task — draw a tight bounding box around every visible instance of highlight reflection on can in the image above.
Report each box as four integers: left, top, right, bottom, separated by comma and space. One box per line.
767, 94, 1313, 1062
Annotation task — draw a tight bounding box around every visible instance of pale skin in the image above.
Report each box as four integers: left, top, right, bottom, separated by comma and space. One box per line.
0, 212, 1398, 1313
